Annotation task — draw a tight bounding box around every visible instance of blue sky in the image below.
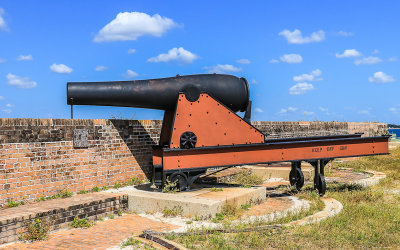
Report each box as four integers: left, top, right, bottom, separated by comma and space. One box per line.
0, 0, 399, 123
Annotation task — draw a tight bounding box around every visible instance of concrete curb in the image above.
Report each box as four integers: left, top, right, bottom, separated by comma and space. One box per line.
354, 170, 386, 187
287, 197, 343, 226
337, 168, 387, 187
139, 195, 310, 233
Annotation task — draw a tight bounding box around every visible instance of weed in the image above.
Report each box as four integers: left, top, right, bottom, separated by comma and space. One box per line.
19, 218, 50, 242
108, 214, 115, 219
92, 186, 100, 192
59, 190, 73, 198
102, 186, 108, 191
210, 187, 223, 192
117, 210, 123, 216
240, 203, 251, 210
7, 200, 24, 207
35, 190, 72, 202
162, 177, 178, 193
78, 190, 88, 194
36, 197, 46, 202
229, 171, 264, 186
130, 177, 145, 185
163, 206, 183, 217
186, 220, 193, 224
113, 182, 123, 189
121, 237, 141, 247
211, 213, 225, 223
71, 217, 94, 228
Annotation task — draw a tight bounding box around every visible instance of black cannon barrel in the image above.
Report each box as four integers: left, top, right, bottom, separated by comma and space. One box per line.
67, 74, 250, 112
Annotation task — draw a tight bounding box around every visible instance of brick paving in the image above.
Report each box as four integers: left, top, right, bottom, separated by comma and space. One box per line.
2, 214, 178, 250
243, 196, 294, 217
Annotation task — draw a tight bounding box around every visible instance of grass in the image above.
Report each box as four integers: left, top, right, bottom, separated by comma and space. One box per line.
163, 206, 183, 217
228, 171, 264, 186
36, 190, 73, 202
120, 237, 156, 249
7, 200, 24, 207
162, 177, 178, 193
170, 147, 400, 249
70, 217, 94, 228
18, 218, 50, 242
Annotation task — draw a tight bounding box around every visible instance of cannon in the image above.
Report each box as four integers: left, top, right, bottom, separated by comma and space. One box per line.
67, 74, 390, 195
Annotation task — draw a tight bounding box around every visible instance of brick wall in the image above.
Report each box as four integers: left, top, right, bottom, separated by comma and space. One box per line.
0, 118, 387, 207
0, 118, 162, 207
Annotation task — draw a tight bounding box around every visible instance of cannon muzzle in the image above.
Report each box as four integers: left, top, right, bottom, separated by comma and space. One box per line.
67, 74, 250, 112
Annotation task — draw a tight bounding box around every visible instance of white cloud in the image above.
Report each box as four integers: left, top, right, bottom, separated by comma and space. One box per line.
255, 108, 263, 113
50, 63, 73, 74
336, 49, 362, 58
6, 73, 37, 88
236, 59, 250, 64
293, 69, 322, 82
279, 29, 325, 44
203, 64, 242, 74
147, 47, 198, 64
94, 12, 179, 42
280, 54, 303, 64
303, 111, 315, 116
6, 104, 14, 108
289, 82, 314, 95
0, 96, 4, 100
0, 8, 7, 31
124, 69, 138, 79
368, 72, 395, 83
319, 107, 328, 112
358, 110, 370, 115
2, 109, 11, 114
354, 56, 382, 65
127, 48, 136, 54
372, 49, 379, 54
388, 57, 398, 62
251, 79, 258, 84
278, 108, 287, 114
278, 107, 298, 114
95, 65, 108, 71
269, 59, 279, 63
336, 31, 353, 36
17, 54, 33, 61
0, 58, 6, 63
389, 107, 399, 114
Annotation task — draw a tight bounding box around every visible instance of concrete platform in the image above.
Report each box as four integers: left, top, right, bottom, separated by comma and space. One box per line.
107, 184, 266, 219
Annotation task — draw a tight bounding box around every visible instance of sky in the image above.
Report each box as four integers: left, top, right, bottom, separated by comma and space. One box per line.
0, 0, 399, 123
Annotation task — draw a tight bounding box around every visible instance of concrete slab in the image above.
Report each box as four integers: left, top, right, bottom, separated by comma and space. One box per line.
107, 184, 266, 219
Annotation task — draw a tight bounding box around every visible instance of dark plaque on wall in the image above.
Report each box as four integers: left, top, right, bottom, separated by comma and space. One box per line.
73, 129, 89, 148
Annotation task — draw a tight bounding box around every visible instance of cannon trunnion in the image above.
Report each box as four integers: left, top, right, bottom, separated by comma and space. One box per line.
67, 74, 390, 195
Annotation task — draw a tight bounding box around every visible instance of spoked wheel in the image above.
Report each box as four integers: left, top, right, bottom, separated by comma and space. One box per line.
289, 168, 304, 190
169, 173, 188, 191
314, 173, 326, 196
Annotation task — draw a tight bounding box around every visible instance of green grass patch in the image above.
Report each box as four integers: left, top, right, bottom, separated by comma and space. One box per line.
7, 200, 24, 207
228, 171, 264, 186
71, 217, 94, 228
209, 187, 223, 192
